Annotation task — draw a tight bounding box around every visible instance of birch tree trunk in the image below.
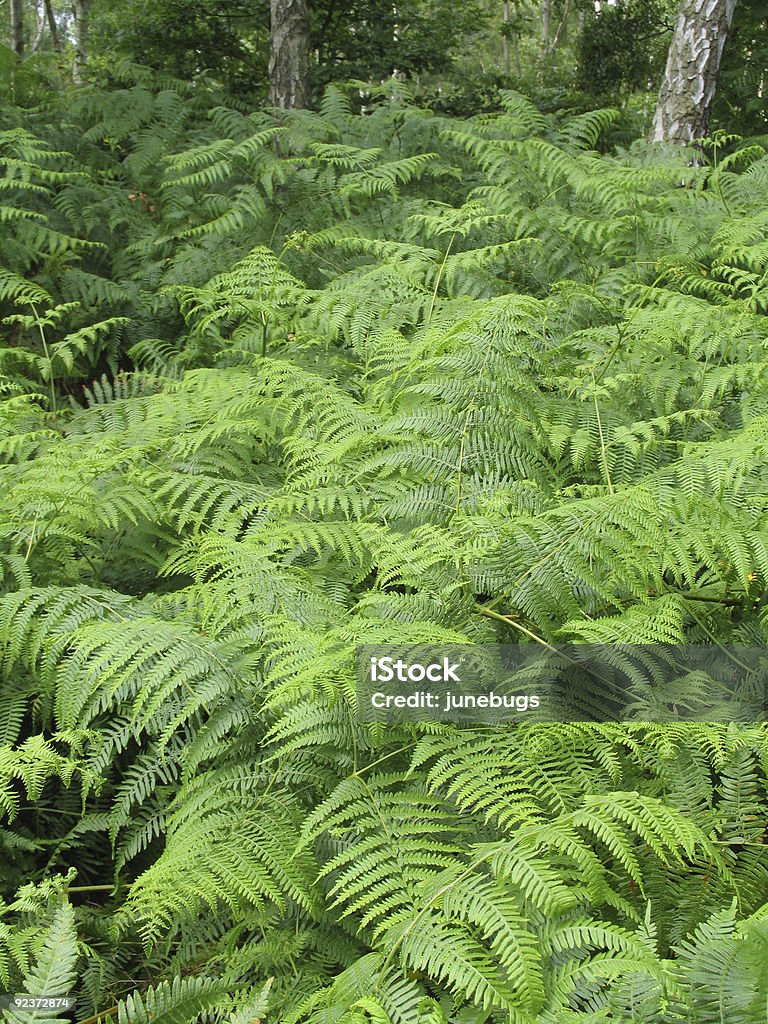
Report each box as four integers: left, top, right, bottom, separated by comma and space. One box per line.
502, 0, 510, 75
652, 0, 737, 142
10, 0, 24, 56
269, 0, 311, 109
31, 1, 44, 53
72, 0, 88, 81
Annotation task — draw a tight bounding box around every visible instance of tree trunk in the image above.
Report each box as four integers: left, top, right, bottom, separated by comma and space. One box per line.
10, 0, 24, 56
31, 0, 44, 53
44, 0, 60, 50
502, 0, 510, 75
551, 0, 570, 52
652, 0, 737, 142
72, 0, 88, 81
542, 0, 551, 55
269, 0, 311, 109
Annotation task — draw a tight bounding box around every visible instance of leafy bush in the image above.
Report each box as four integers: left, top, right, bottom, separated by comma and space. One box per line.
577, 0, 672, 103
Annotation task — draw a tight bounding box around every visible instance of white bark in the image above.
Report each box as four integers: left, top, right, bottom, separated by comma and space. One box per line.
652, 0, 737, 143
72, 0, 88, 82
31, 1, 44, 53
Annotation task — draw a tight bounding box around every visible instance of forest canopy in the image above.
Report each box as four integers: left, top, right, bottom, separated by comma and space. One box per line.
2, 1, 768, 1023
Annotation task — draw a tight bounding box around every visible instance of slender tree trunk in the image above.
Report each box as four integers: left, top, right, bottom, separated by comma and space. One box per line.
31, 0, 44, 53
269, 0, 311, 109
44, 0, 60, 50
10, 0, 24, 56
542, 0, 551, 55
652, 0, 737, 142
502, 0, 510, 75
72, 0, 88, 81
551, 0, 570, 52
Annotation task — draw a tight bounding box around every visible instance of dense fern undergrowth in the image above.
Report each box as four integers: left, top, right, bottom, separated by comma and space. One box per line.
3, 68, 768, 1022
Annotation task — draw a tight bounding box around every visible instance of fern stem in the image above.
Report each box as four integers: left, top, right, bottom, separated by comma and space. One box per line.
667, 588, 745, 606
426, 232, 455, 325
24, 496, 70, 563
354, 745, 415, 777
30, 302, 56, 414
474, 605, 623, 697
681, 601, 756, 672
75, 1006, 118, 1024
593, 384, 614, 494
711, 839, 766, 847
474, 603, 554, 650
453, 337, 492, 520
593, 271, 666, 385
67, 885, 115, 892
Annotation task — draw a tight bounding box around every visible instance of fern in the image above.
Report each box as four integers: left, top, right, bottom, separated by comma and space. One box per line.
2, 903, 78, 1024
3, 74, 768, 1024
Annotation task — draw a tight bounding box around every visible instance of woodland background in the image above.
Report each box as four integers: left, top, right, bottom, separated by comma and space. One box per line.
2, 1, 768, 1023
3, 0, 768, 130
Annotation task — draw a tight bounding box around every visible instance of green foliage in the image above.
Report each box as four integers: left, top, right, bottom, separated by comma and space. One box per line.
90, 0, 271, 99
577, 0, 672, 103
713, 2, 768, 137
87, 0, 488, 102
311, 0, 490, 87
2, 902, 79, 1024
3, 73, 768, 1022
